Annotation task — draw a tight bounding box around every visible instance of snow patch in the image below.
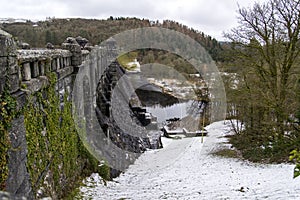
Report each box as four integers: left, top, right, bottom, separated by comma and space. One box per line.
78, 121, 300, 199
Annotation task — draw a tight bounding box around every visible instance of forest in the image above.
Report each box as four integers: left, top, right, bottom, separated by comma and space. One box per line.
0, 17, 223, 61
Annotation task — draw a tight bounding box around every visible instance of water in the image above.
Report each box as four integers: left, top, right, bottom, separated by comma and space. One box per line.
146, 100, 195, 123
128, 72, 206, 125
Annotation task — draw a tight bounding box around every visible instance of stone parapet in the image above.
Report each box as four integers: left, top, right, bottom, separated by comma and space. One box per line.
0, 29, 88, 198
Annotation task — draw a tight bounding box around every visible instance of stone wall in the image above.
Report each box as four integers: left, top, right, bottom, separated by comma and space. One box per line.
0, 30, 89, 198
0, 29, 33, 199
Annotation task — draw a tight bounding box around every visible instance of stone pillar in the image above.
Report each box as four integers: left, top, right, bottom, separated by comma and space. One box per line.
0, 29, 18, 93
62, 37, 82, 68
0, 29, 33, 199
105, 37, 118, 64
6, 116, 33, 198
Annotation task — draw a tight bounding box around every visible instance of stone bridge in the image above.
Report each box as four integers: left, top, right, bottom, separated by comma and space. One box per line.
0, 29, 160, 198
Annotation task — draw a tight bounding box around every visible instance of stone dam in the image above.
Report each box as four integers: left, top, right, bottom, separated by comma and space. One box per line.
0, 29, 162, 199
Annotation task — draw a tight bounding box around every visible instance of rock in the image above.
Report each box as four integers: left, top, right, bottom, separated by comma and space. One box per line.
75, 36, 89, 49
0, 191, 27, 200
18, 42, 30, 49
83, 43, 93, 51
63, 37, 78, 45
46, 42, 54, 49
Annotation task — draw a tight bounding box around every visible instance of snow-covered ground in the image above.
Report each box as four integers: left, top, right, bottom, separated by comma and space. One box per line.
78, 121, 300, 200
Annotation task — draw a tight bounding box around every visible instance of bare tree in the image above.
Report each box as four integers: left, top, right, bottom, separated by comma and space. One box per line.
226, 0, 300, 136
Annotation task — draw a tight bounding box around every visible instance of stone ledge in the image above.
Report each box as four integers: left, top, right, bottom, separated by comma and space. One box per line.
21, 76, 49, 94
57, 66, 73, 80
17, 49, 72, 63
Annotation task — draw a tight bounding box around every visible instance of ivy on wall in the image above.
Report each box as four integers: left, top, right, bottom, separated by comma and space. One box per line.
0, 86, 17, 190
24, 72, 110, 198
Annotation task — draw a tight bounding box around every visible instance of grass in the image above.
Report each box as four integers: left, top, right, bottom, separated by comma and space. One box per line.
117, 51, 138, 70
227, 130, 297, 163
212, 148, 241, 159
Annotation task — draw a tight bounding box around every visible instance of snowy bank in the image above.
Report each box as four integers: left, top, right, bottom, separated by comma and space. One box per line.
78, 121, 300, 200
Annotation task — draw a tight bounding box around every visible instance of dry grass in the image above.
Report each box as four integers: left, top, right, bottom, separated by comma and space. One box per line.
212, 148, 241, 159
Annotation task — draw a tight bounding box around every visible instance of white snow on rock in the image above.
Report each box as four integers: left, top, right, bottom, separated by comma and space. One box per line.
79, 121, 300, 200
126, 59, 141, 73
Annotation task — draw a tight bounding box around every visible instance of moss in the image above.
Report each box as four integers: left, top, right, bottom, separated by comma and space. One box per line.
117, 51, 138, 70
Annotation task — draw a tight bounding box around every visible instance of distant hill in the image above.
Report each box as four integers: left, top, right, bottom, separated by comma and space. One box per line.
0, 17, 224, 61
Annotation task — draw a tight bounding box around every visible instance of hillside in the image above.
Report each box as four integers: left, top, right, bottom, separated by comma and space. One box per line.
0, 17, 224, 61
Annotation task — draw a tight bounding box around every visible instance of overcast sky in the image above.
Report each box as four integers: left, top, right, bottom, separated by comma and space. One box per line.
0, 0, 268, 41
